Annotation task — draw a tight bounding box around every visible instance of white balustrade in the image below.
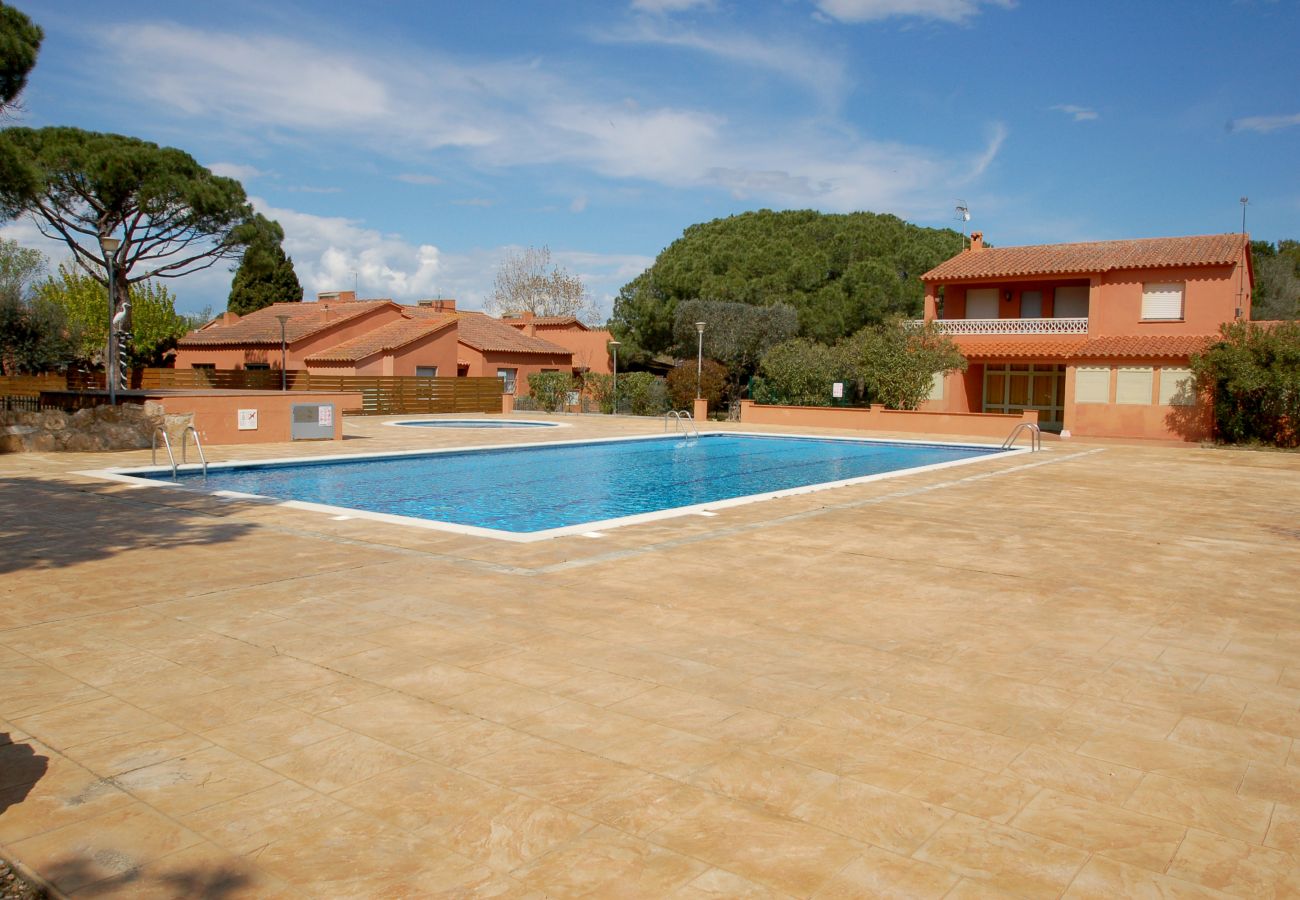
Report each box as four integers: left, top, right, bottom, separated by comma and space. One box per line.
911, 318, 1089, 335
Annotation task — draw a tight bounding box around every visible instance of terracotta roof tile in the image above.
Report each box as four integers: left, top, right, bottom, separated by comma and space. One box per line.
923, 233, 1247, 282
178, 301, 396, 346
1072, 334, 1216, 359
454, 312, 573, 355
503, 315, 587, 329
306, 316, 455, 363
951, 333, 1214, 360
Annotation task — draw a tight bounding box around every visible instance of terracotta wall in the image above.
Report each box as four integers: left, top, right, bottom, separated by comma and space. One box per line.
738, 401, 1037, 439
174, 305, 406, 370
150, 391, 362, 445
457, 348, 575, 396
531, 325, 614, 374
1061, 360, 1212, 441
331, 327, 459, 377
1089, 261, 1247, 336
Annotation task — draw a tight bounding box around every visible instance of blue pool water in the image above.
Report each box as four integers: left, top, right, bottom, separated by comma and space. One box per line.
159, 434, 1001, 534
393, 420, 558, 429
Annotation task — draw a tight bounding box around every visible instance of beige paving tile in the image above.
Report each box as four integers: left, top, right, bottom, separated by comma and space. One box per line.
14, 695, 166, 749
901, 757, 1042, 824
1124, 773, 1273, 843
894, 718, 1027, 773
1005, 743, 1145, 805
810, 846, 960, 899
793, 775, 952, 854
0, 754, 134, 844
914, 813, 1089, 897
513, 824, 707, 896
577, 772, 712, 837
1062, 854, 1237, 899
688, 750, 837, 818
1265, 802, 1300, 853
1169, 715, 1292, 766
410, 718, 536, 769
316, 691, 474, 749
674, 867, 792, 899
179, 779, 353, 855
1012, 788, 1186, 871
1167, 828, 1300, 898
200, 708, 347, 761
8, 802, 205, 895
1076, 732, 1252, 792
261, 730, 419, 793
648, 794, 863, 896
462, 739, 646, 810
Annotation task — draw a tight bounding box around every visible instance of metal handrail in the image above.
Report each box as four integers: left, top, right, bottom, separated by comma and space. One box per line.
182, 426, 208, 481
1001, 422, 1042, 452
663, 409, 699, 439
152, 427, 178, 480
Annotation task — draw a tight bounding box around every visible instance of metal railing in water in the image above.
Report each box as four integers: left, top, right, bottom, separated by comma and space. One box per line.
1001, 422, 1042, 452
663, 409, 700, 439
152, 426, 208, 481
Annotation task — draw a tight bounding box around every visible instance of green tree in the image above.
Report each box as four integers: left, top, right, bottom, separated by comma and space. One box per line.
619, 371, 670, 416
34, 263, 192, 367
755, 338, 850, 406
0, 237, 75, 373
1251, 240, 1300, 320
1191, 320, 1300, 447
665, 358, 727, 410
842, 319, 966, 410
0, 127, 265, 343
672, 298, 798, 390
228, 220, 303, 314
0, 2, 42, 113
611, 209, 965, 356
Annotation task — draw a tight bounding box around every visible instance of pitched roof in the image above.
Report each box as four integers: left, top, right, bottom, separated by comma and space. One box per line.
923, 234, 1248, 283
306, 315, 455, 363
951, 333, 1215, 360
453, 312, 572, 355
178, 301, 396, 346
503, 315, 588, 329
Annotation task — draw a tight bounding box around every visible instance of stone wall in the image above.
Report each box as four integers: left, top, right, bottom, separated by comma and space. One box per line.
0, 402, 194, 453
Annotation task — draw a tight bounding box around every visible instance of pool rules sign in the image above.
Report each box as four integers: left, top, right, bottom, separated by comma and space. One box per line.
238, 409, 258, 431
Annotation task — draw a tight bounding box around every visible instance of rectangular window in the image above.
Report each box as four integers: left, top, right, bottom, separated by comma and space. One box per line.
1054, 286, 1089, 318
966, 288, 999, 319
496, 368, 517, 394
1116, 366, 1154, 404
1074, 366, 1110, 404
244, 363, 270, 371
191, 363, 216, 370
1159, 367, 1196, 406
415, 366, 438, 378
1141, 282, 1184, 321
1020, 291, 1043, 318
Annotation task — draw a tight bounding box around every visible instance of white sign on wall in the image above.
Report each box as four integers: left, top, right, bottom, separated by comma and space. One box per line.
237, 409, 258, 431
832, 382, 844, 399
318, 405, 334, 427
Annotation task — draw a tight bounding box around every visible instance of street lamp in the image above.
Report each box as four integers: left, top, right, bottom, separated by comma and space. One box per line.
694, 321, 706, 400
100, 236, 121, 404
275, 314, 291, 390
608, 340, 621, 415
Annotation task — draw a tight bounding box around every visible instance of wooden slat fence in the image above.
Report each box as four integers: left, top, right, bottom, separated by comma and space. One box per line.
59, 368, 504, 415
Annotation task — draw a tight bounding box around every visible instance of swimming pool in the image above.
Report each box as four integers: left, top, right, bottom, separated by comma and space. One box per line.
389, 419, 560, 429
101, 433, 1013, 541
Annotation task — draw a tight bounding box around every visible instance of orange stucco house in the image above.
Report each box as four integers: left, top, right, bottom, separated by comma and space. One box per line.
919, 232, 1253, 441
500, 313, 615, 376
173, 293, 610, 397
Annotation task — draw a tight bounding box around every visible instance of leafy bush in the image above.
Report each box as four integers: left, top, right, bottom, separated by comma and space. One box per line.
1192, 320, 1300, 446
757, 338, 851, 406
840, 319, 965, 410
582, 371, 614, 413
526, 371, 575, 412
619, 371, 670, 416
666, 358, 727, 409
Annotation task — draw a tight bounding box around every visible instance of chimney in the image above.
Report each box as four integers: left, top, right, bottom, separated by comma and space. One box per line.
316, 290, 356, 302
322, 303, 331, 320
522, 311, 536, 337
970, 232, 984, 251
222, 311, 241, 325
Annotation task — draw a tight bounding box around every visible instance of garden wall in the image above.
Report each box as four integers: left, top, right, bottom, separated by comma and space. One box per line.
738, 401, 1038, 440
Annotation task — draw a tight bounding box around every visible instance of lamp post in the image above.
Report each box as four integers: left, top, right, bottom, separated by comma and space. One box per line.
608, 340, 620, 415
275, 314, 291, 390
100, 236, 121, 404
694, 321, 706, 400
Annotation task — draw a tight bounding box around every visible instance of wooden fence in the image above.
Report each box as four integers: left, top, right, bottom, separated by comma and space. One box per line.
12, 369, 504, 416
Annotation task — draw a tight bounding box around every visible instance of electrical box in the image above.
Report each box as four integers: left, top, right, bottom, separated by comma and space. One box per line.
291, 403, 335, 440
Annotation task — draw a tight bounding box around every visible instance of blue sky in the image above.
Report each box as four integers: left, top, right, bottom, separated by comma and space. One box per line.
6, 0, 1299, 317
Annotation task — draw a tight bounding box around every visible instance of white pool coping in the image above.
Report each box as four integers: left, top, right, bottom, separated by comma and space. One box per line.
81, 431, 1031, 543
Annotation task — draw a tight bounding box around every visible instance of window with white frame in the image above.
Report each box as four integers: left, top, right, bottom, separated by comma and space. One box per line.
1116, 366, 1154, 404
1141, 282, 1184, 321
1159, 367, 1196, 406
496, 367, 517, 394
1074, 366, 1110, 403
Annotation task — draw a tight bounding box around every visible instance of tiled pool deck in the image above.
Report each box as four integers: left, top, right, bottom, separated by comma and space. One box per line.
2, 414, 1299, 898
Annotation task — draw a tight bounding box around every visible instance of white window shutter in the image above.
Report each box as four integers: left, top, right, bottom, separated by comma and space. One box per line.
967, 288, 999, 318
1116, 367, 1154, 404
1142, 283, 1184, 320
1074, 366, 1110, 403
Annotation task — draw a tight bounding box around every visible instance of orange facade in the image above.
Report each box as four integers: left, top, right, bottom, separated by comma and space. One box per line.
919, 233, 1250, 441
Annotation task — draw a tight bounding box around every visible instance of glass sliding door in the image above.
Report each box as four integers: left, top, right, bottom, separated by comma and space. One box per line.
983, 363, 1064, 432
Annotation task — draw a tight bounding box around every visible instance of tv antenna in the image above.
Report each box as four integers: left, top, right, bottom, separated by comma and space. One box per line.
954, 200, 971, 223
1239, 196, 1248, 234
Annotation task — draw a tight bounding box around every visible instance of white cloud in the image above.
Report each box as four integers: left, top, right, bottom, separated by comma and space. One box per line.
396, 173, 443, 185
813, 0, 1014, 24
1050, 104, 1099, 122
206, 162, 268, 181
1230, 112, 1300, 133
569, 194, 589, 213
593, 20, 847, 104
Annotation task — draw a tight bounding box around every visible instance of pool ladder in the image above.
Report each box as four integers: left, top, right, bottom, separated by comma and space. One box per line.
1001, 422, 1042, 452
664, 410, 700, 440
152, 426, 208, 481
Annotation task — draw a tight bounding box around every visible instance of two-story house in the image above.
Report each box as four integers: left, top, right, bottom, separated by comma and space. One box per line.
919, 232, 1252, 441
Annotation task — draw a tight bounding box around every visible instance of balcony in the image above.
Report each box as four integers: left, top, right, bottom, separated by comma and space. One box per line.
914, 317, 1089, 335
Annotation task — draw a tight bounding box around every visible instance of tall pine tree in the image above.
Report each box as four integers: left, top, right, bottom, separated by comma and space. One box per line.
228, 233, 303, 314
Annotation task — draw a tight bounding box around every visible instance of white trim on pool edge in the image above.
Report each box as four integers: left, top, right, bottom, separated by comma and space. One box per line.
80, 432, 1032, 543
381, 417, 569, 429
